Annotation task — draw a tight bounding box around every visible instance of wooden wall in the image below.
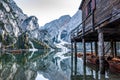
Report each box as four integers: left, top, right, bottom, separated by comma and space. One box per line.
81, 0, 120, 31
95, 0, 120, 25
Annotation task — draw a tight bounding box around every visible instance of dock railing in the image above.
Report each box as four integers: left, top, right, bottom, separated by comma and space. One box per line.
71, 10, 120, 40
70, 23, 82, 39
70, 12, 93, 40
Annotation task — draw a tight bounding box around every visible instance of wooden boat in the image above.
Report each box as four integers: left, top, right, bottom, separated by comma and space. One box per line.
87, 55, 99, 65
77, 53, 83, 57
5, 50, 23, 54
107, 58, 120, 73
77, 53, 95, 58
11, 50, 22, 53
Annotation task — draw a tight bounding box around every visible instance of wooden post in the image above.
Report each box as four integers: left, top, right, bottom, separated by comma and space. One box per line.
74, 41, 77, 75
83, 64, 86, 80
91, 69, 93, 78
95, 66, 99, 80
95, 42, 98, 56
98, 29, 105, 74
82, 38, 86, 79
71, 42, 73, 76
92, 10, 95, 31
111, 40, 114, 57
83, 38, 86, 66
91, 42, 93, 55
114, 41, 117, 57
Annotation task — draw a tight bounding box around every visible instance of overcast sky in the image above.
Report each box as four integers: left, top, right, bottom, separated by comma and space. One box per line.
14, 0, 82, 26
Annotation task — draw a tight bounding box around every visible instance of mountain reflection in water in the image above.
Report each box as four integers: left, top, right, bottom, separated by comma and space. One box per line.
0, 50, 71, 80
0, 50, 120, 80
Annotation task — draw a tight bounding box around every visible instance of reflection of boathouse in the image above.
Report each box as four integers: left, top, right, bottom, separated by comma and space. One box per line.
71, 0, 120, 79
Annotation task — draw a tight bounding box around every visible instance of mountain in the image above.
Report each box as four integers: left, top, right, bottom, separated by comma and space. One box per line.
0, 0, 82, 49
60, 10, 82, 42
39, 10, 82, 44
0, 0, 49, 49
40, 15, 71, 43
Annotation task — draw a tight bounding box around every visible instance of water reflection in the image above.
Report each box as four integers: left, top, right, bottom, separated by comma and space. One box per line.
72, 58, 120, 80
1, 50, 120, 80
0, 50, 71, 80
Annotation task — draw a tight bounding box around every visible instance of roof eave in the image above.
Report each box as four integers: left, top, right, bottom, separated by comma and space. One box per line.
79, 0, 85, 10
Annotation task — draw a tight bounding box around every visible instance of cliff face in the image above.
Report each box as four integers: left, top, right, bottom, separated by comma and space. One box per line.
0, 0, 82, 49
0, 0, 27, 36
0, 0, 49, 49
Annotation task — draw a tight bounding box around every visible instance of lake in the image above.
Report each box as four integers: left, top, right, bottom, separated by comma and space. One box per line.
0, 49, 120, 80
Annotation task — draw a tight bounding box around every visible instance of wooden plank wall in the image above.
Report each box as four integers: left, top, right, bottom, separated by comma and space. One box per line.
94, 0, 120, 26
81, 0, 120, 31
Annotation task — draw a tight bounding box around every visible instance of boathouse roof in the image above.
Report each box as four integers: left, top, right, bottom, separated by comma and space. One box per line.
79, 0, 85, 9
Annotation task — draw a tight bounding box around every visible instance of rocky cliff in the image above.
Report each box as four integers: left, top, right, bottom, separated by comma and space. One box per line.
40, 15, 71, 43
39, 10, 82, 44
0, 0, 49, 49
0, 0, 82, 49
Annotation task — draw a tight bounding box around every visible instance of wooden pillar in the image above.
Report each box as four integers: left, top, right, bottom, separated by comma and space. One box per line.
82, 38, 86, 79
83, 38, 86, 66
98, 29, 105, 74
74, 41, 77, 75
111, 40, 114, 57
91, 69, 93, 78
95, 42, 98, 56
114, 41, 117, 57
83, 64, 86, 80
71, 42, 73, 76
110, 41, 117, 57
95, 66, 99, 80
91, 42, 93, 55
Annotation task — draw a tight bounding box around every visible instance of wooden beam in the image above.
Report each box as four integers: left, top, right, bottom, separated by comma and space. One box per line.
74, 41, 77, 75
111, 40, 114, 57
91, 42, 93, 55
111, 41, 117, 57
95, 66, 99, 80
82, 38, 86, 66
95, 42, 98, 56
98, 29, 105, 74
82, 38, 86, 80
114, 41, 117, 57
71, 42, 74, 76
102, 28, 120, 34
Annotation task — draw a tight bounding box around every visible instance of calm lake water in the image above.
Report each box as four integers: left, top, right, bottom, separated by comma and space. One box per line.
0, 50, 71, 80
0, 50, 120, 80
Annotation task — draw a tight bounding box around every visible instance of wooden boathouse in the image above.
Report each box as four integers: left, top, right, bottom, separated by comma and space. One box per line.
71, 0, 120, 79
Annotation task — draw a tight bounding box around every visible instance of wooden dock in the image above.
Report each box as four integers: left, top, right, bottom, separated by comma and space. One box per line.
71, 75, 94, 80
71, 0, 120, 79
